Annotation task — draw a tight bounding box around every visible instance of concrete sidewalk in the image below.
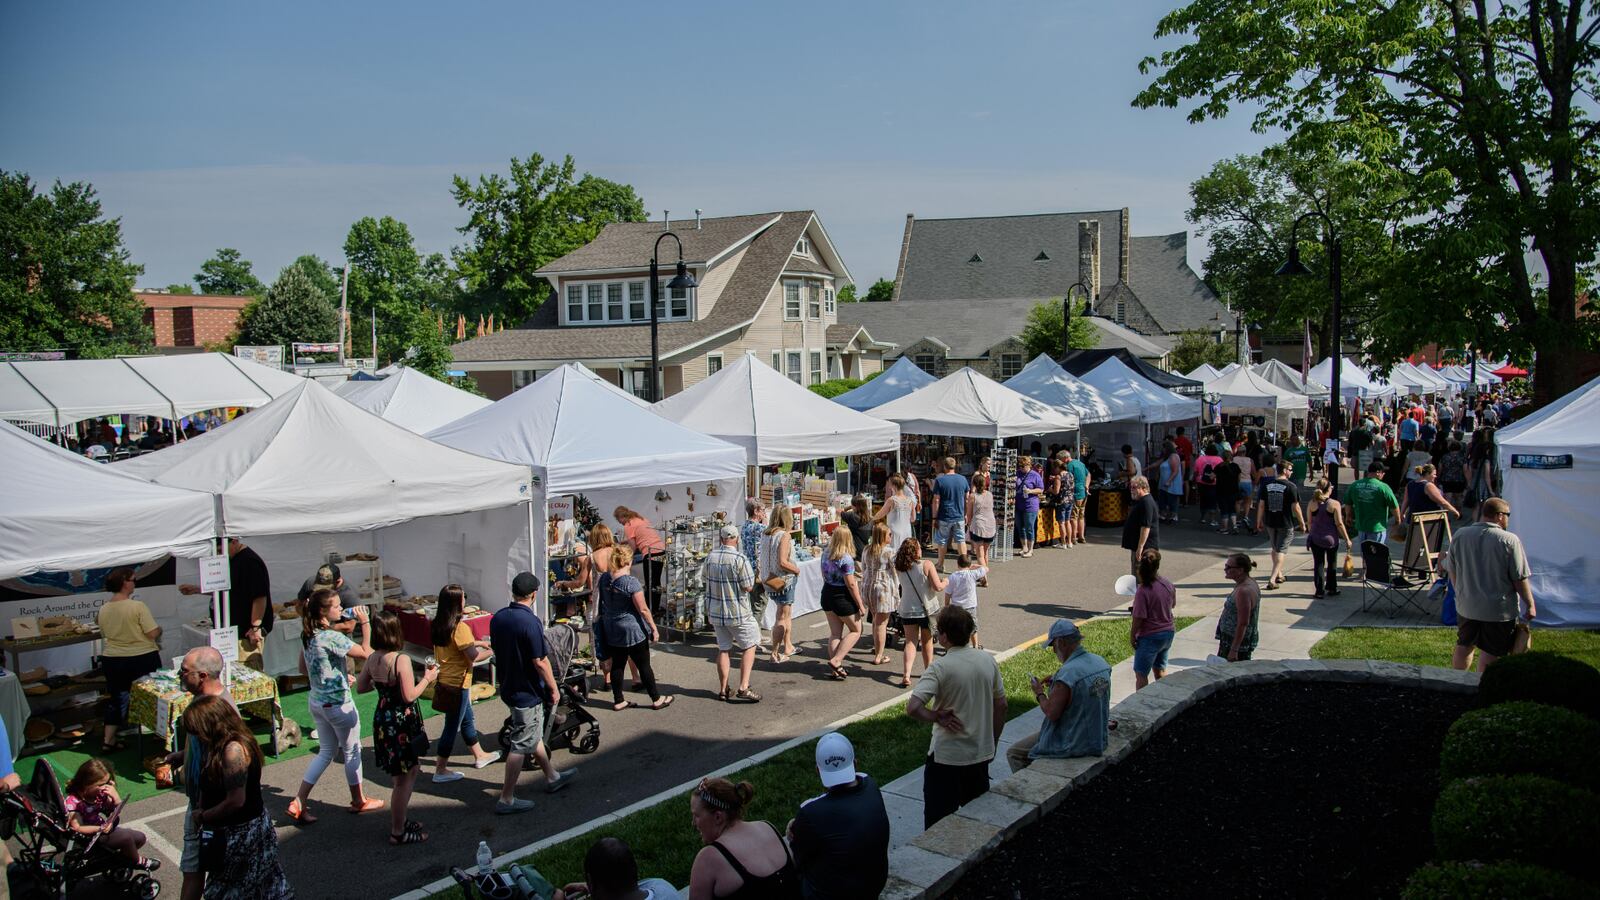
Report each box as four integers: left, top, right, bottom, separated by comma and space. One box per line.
878, 543, 1361, 851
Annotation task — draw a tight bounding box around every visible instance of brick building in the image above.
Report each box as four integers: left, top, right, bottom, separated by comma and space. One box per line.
138, 292, 252, 352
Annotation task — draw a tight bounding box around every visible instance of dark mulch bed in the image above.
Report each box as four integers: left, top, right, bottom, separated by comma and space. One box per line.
955, 682, 1471, 899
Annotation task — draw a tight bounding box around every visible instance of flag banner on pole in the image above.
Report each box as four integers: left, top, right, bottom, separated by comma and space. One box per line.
1301, 321, 1313, 383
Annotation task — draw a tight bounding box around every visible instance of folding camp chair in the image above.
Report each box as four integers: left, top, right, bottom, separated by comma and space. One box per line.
1360, 540, 1432, 618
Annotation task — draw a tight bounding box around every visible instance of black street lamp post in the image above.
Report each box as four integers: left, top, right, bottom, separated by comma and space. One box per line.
648, 231, 699, 403
1276, 211, 1345, 490
1062, 280, 1091, 357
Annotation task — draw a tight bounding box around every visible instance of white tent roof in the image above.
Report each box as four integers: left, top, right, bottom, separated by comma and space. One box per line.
0, 421, 218, 579
1395, 361, 1451, 393
866, 367, 1080, 439
1250, 359, 1328, 396
1204, 366, 1310, 412
833, 357, 937, 412
1219, 363, 1241, 374
649, 353, 900, 466
1439, 364, 1499, 386
116, 380, 531, 537
575, 362, 650, 408
0, 353, 305, 426
1077, 358, 1202, 423
1384, 363, 1437, 395
1308, 356, 1397, 399
1185, 363, 1224, 381
332, 368, 491, 434
428, 363, 746, 494
1004, 355, 1136, 425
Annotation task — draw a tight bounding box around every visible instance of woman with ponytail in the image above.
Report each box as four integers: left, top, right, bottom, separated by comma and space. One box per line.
1129, 550, 1176, 689
687, 777, 799, 899
1305, 479, 1352, 599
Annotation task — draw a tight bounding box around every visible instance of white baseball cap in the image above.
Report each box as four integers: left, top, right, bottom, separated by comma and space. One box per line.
815, 732, 857, 788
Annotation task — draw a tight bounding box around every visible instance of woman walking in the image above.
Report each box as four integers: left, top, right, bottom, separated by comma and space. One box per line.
357, 610, 437, 845
874, 473, 915, 552
288, 589, 381, 823
184, 695, 293, 899
429, 585, 500, 783
1129, 550, 1176, 689
860, 522, 899, 666
583, 523, 640, 691
893, 537, 945, 689
1465, 427, 1498, 507
760, 505, 801, 663
1304, 478, 1353, 599
598, 545, 673, 711
1438, 440, 1470, 509
1400, 463, 1459, 524
1217, 554, 1261, 662
819, 527, 866, 680
965, 473, 996, 581
96, 568, 162, 751
840, 494, 873, 557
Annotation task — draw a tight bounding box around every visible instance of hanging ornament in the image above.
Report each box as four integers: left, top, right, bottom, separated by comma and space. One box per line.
655, 488, 672, 502
706, 482, 719, 497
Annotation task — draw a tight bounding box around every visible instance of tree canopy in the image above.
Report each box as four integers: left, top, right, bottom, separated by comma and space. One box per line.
1019, 299, 1097, 361
1168, 329, 1239, 375
195, 247, 265, 296
287, 254, 342, 305
0, 171, 150, 357
1135, 0, 1600, 402
451, 153, 646, 324
235, 265, 338, 350
342, 216, 451, 377
863, 278, 895, 303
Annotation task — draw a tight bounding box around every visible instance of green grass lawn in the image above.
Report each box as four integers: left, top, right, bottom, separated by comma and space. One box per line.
432, 615, 1198, 897
1310, 627, 1600, 670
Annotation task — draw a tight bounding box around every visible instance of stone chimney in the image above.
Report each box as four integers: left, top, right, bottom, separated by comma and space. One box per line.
891, 213, 915, 302
1119, 207, 1131, 286
1078, 219, 1101, 304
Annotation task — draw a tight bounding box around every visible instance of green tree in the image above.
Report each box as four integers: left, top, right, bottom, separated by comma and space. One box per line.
1168, 329, 1239, 375
288, 254, 342, 304
342, 215, 452, 377
1019, 299, 1096, 361
836, 283, 859, 303
235, 265, 338, 349
451, 153, 646, 323
195, 248, 265, 296
163, 283, 194, 295
1135, 0, 1600, 403
0, 171, 150, 357
863, 278, 895, 303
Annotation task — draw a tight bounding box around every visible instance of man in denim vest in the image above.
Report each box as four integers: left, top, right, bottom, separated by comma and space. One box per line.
1021, 619, 1111, 763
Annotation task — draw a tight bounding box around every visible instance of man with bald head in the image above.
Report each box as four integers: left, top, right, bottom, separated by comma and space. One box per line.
164, 647, 233, 900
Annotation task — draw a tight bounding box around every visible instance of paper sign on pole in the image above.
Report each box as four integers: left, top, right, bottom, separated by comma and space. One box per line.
199, 555, 232, 593
209, 627, 239, 665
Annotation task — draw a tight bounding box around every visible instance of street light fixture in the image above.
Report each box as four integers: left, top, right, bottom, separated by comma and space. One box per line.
1275, 211, 1345, 490
648, 231, 699, 403
1062, 280, 1091, 358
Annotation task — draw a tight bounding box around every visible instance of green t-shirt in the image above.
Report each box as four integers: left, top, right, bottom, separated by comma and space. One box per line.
1345, 477, 1398, 533
1284, 445, 1312, 482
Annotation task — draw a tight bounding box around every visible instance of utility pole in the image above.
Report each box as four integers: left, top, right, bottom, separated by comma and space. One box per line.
338, 263, 350, 365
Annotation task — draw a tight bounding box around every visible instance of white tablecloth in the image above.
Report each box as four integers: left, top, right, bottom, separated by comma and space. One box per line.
182, 621, 301, 677
762, 557, 824, 629
0, 671, 29, 757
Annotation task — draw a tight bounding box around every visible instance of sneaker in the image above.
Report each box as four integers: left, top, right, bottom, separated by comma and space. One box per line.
473, 751, 503, 769
495, 797, 536, 815
545, 769, 580, 794
431, 771, 465, 784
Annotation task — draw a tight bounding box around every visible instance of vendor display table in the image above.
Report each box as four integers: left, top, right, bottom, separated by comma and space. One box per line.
1, 630, 101, 676
1088, 486, 1130, 527
182, 622, 302, 679
0, 671, 30, 756
130, 665, 282, 754
761, 556, 824, 630
397, 609, 491, 648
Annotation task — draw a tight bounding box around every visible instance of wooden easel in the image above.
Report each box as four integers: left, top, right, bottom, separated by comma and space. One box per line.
1403, 510, 1453, 577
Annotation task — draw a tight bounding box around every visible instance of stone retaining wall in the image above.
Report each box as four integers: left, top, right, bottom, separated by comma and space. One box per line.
879, 659, 1481, 899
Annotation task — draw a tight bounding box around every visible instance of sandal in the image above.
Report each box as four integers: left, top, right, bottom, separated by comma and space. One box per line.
872, 655, 891, 666
733, 688, 762, 703
611, 701, 636, 711
350, 797, 385, 814
827, 663, 848, 681
286, 799, 317, 824
651, 695, 675, 710
389, 827, 428, 845
896, 677, 913, 689
770, 652, 790, 664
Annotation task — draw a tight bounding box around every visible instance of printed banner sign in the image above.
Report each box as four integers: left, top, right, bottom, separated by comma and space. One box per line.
1509, 454, 1573, 470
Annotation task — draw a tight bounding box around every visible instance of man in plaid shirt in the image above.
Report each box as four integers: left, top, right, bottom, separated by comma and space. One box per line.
703, 524, 761, 702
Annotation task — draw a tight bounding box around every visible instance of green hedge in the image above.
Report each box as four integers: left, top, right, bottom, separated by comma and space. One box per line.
1432, 774, 1600, 879
1439, 701, 1600, 792
1402, 861, 1599, 899
1478, 652, 1600, 721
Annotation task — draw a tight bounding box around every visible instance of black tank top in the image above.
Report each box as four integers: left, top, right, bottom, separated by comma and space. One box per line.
710, 821, 801, 900
198, 742, 264, 826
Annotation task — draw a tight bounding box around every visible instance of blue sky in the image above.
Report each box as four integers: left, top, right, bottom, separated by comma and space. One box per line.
1, 0, 1269, 289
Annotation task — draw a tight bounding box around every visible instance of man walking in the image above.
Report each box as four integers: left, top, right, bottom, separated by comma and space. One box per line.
1446, 499, 1535, 672
740, 499, 768, 643
1065, 449, 1091, 546
702, 525, 761, 703
164, 647, 229, 900
1255, 463, 1306, 590
489, 573, 577, 814
1121, 476, 1159, 577
929, 457, 969, 572
906, 607, 1005, 828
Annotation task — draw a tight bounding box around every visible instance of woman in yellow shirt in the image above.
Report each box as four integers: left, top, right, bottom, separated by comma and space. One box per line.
96, 568, 162, 751
429, 584, 499, 782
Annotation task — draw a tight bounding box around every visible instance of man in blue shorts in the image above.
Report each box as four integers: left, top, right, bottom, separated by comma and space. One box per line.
929, 457, 969, 573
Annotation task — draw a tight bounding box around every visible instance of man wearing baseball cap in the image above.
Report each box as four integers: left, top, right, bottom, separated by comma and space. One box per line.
297, 564, 359, 634
489, 572, 577, 814
787, 732, 889, 899
1345, 459, 1400, 575
1010, 619, 1111, 770
701, 525, 761, 702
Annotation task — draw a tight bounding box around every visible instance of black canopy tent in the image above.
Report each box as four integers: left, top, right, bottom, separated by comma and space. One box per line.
1057, 348, 1203, 396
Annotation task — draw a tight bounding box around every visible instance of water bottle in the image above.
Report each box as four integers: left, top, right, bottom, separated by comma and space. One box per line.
476, 840, 493, 876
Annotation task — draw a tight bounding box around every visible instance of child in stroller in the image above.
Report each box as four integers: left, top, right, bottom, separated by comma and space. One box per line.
64, 759, 157, 871
499, 618, 601, 764
0, 759, 161, 899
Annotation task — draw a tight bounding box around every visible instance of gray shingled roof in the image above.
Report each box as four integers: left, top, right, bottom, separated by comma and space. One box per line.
453, 211, 814, 363
836, 298, 1170, 360
534, 213, 784, 274
896, 211, 1125, 302
1126, 233, 1234, 333
782, 255, 833, 275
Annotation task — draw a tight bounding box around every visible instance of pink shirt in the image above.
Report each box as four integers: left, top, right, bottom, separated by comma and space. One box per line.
1131, 576, 1177, 638
1193, 454, 1225, 482
623, 518, 664, 555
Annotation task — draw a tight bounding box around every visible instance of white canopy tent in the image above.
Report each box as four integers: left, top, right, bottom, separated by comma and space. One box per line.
0, 353, 305, 427
1185, 363, 1224, 382
1004, 355, 1136, 425
1219, 363, 1241, 375
0, 420, 217, 580
576, 362, 651, 408
1250, 359, 1328, 397
332, 367, 492, 434
1440, 364, 1499, 387
833, 356, 937, 412
866, 367, 1080, 439
650, 352, 900, 465
1204, 366, 1310, 417
1495, 373, 1600, 627
1078, 358, 1202, 424
1308, 356, 1397, 400
1383, 364, 1430, 396
1396, 361, 1453, 395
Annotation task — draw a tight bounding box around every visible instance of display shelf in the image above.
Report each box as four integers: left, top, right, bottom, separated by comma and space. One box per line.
660, 515, 724, 639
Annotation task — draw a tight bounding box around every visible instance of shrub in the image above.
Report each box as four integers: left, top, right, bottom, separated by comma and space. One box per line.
1478, 651, 1600, 721
807, 377, 864, 399
1432, 774, 1600, 879
1440, 701, 1600, 791
1402, 861, 1598, 900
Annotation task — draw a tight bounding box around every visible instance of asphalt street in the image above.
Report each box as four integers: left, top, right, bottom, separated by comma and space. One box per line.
117, 514, 1268, 899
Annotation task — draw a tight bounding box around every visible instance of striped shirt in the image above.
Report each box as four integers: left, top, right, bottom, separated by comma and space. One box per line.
702, 544, 756, 626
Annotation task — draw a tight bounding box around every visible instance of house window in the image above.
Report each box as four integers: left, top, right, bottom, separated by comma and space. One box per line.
513, 369, 538, 389
586, 284, 603, 321
795, 236, 811, 257
807, 283, 821, 319
824, 288, 835, 315
784, 282, 801, 320
628, 282, 646, 320
786, 351, 803, 384
606, 283, 624, 321
706, 354, 723, 376
564, 279, 687, 324
771, 351, 782, 371
1115, 297, 1126, 325
628, 369, 652, 400
914, 352, 939, 377
997, 353, 1023, 380
670, 283, 688, 319
827, 351, 837, 378
566, 285, 582, 323
810, 351, 823, 385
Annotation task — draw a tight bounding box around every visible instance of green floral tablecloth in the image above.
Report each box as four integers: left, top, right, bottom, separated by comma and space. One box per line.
129, 665, 280, 752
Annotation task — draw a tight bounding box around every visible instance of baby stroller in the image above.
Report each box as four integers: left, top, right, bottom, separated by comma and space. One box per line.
498, 619, 600, 764
0, 760, 160, 899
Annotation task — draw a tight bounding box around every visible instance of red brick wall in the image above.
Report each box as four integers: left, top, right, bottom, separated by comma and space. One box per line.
145, 308, 177, 346
138, 293, 249, 348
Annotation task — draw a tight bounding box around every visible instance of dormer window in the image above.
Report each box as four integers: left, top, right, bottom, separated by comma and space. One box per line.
968, 253, 983, 263
564, 277, 691, 324
795, 236, 811, 257
1035, 251, 1050, 261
